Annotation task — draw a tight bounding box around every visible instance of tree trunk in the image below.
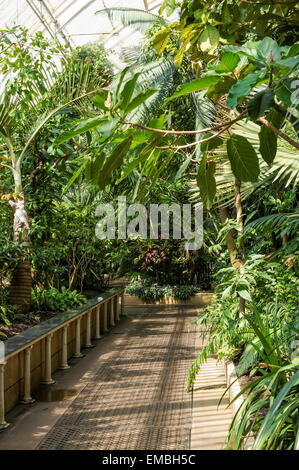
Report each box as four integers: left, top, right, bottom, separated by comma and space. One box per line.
218, 179, 246, 317
218, 206, 240, 268
234, 179, 246, 316
8, 161, 32, 313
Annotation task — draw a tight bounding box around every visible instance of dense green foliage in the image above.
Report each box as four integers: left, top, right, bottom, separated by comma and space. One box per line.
0, 0, 298, 450
31, 287, 86, 312
125, 280, 201, 300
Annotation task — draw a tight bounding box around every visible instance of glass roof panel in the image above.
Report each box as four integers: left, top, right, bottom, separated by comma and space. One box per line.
0, 0, 163, 49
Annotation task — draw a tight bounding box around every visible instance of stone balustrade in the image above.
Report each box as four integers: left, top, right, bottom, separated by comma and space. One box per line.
0, 288, 124, 430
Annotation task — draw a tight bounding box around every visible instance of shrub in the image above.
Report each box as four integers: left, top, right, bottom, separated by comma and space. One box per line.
31, 287, 86, 312
171, 285, 200, 300
125, 280, 165, 301
125, 280, 201, 301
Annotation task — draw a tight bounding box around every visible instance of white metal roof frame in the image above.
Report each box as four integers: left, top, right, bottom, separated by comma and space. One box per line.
0, 0, 162, 49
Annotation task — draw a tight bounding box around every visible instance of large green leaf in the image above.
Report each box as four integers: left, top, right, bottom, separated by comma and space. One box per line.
227, 134, 260, 182
92, 91, 109, 110
226, 71, 266, 109
164, 76, 221, 104
99, 136, 133, 189
55, 117, 119, 145
159, 0, 176, 16
152, 30, 171, 54
199, 25, 219, 53
120, 73, 140, 110
247, 89, 275, 121
221, 2, 233, 24
259, 125, 277, 165
258, 109, 284, 165
196, 156, 216, 209
237, 289, 252, 301
200, 134, 223, 152
256, 37, 281, 63
126, 89, 158, 113
217, 52, 240, 73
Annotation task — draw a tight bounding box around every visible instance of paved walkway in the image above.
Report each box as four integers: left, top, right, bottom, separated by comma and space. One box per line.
0, 306, 231, 450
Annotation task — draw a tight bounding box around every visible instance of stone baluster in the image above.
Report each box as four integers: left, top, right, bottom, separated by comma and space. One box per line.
95, 305, 101, 339
42, 334, 55, 385
0, 363, 9, 429
85, 310, 93, 348
59, 325, 70, 370
21, 346, 36, 403
103, 301, 108, 333
110, 297, 115, 327
74, 317, 84, 358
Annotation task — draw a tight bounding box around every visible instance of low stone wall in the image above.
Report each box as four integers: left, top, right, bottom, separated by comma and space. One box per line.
124, 292, 214, 307
0, 289, 123, 426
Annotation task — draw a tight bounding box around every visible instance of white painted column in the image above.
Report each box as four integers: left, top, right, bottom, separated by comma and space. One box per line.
21, 346, 35, 403
0, 363, 9, 429
42, 334, 55, 385
115, 295, 121, 322
85, 310, 93, 348
59, 326, 70, 370
103, 301, 108, 332
121, 291, 124, 316
110, 297, 115, 327
95, 305, 101, 339
74, 317, 84, 358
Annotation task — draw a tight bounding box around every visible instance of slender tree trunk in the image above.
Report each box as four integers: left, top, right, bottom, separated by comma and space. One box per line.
218, 206, 240, 268
218, 179, 246, 317
8, 160, 32, 313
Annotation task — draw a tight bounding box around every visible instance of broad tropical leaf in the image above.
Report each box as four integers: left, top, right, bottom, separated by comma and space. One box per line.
164, 76, 221, 104
99, 136, 133, 189
196, 156, 216, 210
227, 134, 260, 182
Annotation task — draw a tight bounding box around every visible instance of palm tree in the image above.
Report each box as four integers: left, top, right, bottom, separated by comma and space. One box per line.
0, 32, 106, 311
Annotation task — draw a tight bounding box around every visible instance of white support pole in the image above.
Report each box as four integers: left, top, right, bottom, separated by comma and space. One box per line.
110, 297, 115, 327
0, 363, 9, 429
95, 305, 101, 339
41, 334, 55, 385
21, 346, 35, 403
59, 326, 70, 370
121, 291, 125, 315
74, 317, 84, 358
85, 310, 93, 348
103, 301, 108, 332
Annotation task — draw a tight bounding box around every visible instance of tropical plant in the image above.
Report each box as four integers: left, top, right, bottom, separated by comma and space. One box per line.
224, 303, 299, 450
125, 279, 201, 301
31, 287, 86, 312
0, 27, 108, 310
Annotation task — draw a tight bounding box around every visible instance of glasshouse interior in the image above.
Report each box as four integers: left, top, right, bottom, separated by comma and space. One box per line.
0, 0, 298, 453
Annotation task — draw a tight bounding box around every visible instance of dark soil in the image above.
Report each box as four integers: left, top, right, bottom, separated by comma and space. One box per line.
0, 310, 59, 339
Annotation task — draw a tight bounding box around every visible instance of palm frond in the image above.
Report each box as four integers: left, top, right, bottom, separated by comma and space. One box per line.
119, 46, 142, 65
245, 209, 299, 236
19, 62, 106, 161
189, 118, 299, 208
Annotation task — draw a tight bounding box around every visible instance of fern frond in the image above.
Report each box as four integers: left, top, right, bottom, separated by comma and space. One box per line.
245, 210, 299, 236
96, 8, 166, 34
